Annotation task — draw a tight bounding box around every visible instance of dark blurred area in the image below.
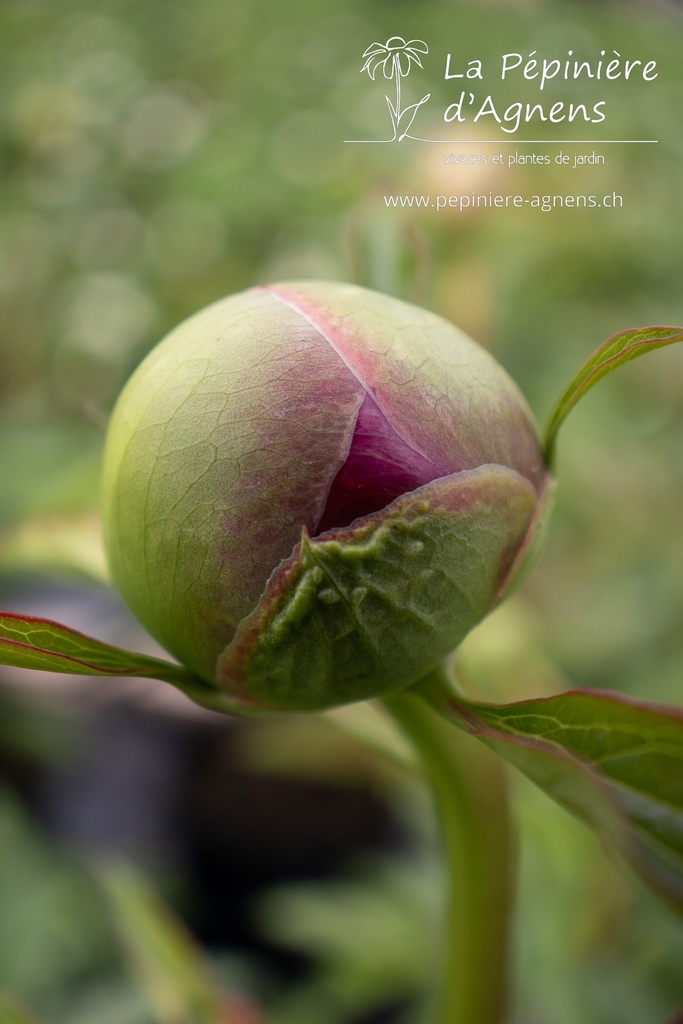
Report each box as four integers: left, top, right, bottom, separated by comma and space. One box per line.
1, 0, 683, 1021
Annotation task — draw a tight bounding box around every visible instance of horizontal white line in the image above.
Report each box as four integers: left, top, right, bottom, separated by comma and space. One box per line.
345, 139, 659, 144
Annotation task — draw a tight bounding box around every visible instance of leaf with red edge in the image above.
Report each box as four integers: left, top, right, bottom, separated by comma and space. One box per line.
425, 682, 683, 914
0, 610, 237, 713
544, 325, 683, 464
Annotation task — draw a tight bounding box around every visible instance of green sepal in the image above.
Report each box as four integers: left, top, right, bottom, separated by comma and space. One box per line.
217, 465, 537, 712
493, 472, 556, 605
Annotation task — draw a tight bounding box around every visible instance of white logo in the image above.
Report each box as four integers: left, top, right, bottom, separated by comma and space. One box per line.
355, 37, 431, 142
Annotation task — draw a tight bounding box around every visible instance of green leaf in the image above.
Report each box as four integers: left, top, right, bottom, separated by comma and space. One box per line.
544, 325, 683, 465
0, 611, 238, 714
0, 609, 188, 680
425, 682, 683, 914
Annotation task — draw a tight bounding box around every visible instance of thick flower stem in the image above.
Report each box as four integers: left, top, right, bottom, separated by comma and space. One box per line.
382, 668, 513, 1024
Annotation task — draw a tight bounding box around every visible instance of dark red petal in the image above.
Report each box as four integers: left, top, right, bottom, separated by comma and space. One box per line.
315, 391, 445, 534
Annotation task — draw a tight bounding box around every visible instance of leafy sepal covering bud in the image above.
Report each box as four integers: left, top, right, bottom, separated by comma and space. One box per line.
218, 465, 537, 711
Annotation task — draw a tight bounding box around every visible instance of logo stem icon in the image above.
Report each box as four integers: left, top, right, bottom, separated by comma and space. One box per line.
394, 57, 402, 128
359, 36, 430, 142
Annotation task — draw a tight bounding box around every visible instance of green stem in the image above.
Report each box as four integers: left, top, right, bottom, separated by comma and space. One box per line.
382, 665, 513, 1024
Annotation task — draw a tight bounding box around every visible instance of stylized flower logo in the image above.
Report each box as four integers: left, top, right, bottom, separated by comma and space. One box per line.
361, 36, 428, 80
359, 37, 430, 142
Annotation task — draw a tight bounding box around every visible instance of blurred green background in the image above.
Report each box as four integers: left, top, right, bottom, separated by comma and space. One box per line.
1, 0, 683, 1022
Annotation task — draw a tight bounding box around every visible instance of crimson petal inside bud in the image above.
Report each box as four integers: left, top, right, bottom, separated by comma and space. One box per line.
315, 392, 446, 535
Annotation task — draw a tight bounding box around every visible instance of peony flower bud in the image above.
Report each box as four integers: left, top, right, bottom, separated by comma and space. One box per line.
102, 282, 548, 712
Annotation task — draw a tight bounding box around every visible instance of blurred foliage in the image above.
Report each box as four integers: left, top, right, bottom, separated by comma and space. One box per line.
1, 0, 683, 1021
0, 787, 139, 1023
100, 864, 250, 1024
0, 788, 257, 1023
0, 992, 47, 1024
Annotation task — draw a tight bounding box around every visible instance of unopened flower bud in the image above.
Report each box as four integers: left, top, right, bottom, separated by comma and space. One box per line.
102, 282, 548, 711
